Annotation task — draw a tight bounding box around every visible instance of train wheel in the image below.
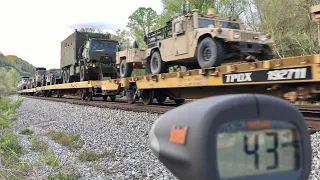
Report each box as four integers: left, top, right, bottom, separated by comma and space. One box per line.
126, 87, 135, 104
110, 95, 116, 102
141, 90, 154, 105
103, 96, 108, 101
156, 94, 166, 105
80, 90, 86, 100
87, 92, 93, 101
174, 99, 185, 106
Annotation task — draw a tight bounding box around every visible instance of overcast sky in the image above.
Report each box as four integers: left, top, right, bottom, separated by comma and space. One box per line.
0, 0, 163, 69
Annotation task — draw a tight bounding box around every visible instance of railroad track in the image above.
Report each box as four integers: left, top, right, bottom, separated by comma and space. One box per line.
19, 95, 176, 114
19, 95, 320, 134
296, 105, 320, 134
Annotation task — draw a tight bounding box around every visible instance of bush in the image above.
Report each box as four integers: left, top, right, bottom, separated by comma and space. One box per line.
0, 67, 21, 96
0, 97, 29, 179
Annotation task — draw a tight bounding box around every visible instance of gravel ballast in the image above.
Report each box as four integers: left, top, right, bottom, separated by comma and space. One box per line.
13, 96, 176, 179
11, 95, 320, 179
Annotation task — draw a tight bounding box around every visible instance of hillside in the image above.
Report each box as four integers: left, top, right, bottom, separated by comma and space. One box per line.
0, 52, 36, 77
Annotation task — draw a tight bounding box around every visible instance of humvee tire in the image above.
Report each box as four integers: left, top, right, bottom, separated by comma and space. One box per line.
197, 37, 224, 69
62, 70, 69, 83
260, 45, 274, 60
80, 64, 88, 81
150, 51, 167, 75
119, 59, 133, 78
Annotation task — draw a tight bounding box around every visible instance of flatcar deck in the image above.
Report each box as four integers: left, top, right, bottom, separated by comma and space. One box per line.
18, 54, 320, 103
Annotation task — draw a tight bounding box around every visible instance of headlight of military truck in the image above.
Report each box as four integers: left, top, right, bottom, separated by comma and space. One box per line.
259, 34, 267, 41
233, 31, 240, 39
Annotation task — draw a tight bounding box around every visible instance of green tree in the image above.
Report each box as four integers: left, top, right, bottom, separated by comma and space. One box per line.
127, 7, 159, 47
111, 29, 133, 50
161, 0, 248, 19
0, 67, 21, 96
251, 0, 319, 58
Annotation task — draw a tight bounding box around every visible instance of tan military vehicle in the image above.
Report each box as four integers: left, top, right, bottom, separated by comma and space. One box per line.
116, 46, 146, 77
118, 8, 274, 77
35, 67, 47, 87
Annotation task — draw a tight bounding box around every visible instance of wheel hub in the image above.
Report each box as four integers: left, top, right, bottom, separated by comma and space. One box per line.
120, 63, 125, 74
203, 47, 212, 61
152, 57, 159, 70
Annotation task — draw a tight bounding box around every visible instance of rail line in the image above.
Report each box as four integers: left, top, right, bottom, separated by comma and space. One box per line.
19, 95, 320, 134
296, 105, 320, 134
19, 95, 176, 114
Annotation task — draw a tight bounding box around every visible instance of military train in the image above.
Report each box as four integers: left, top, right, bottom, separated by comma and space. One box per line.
16, 5, 320, 106
18, 8, 276, 91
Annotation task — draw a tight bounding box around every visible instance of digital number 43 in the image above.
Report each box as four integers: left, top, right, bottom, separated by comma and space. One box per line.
244, 132, 279, 170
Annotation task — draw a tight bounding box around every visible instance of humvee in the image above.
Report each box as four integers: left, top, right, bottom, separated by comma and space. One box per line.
118, 8, 274, 77
116, 41, 147, 77
17, 77, 30, 90
35, 67, 47, 87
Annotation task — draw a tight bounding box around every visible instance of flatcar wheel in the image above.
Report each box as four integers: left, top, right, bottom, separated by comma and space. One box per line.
141, 90, 154, 105
103, 96, 108, 101
156, 95, 166, 105
87, 92, 93, 101
126, 87, 136, 104
80, 90, 86, 100
174, 99, 185, 106
110, 95, 116, 102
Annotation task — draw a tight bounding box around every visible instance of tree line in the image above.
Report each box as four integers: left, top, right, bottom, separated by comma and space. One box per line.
0, 68, 20, 97
80, 0, 320, 59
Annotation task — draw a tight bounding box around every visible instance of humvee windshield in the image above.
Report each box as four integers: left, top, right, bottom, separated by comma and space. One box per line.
219, 21, 240, 29
197, 18, 215, 28
90, 40, 118, 53
37, 71, 46, 75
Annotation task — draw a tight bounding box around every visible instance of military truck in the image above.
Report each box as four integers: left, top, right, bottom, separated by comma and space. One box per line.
61, 29, 120, 83
17, 77, 30, 90
118, 8, 274, 77
46, 68, 62, 85
35, 67, 47, 87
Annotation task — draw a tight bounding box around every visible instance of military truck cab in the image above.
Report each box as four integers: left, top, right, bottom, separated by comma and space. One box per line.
46, 68, 62, 85
35, 67, 47, 87
61, 30, 120, 83
143, 8, 274, 75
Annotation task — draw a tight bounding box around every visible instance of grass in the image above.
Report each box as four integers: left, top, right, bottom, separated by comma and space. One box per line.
47, 168, 80, 180
30, 134, 49, 151
19, 128, 34, 135
46, 130, 85, 150
40, 151, 60, 169
78, 149, 114, 162
0, 97, 30, 179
